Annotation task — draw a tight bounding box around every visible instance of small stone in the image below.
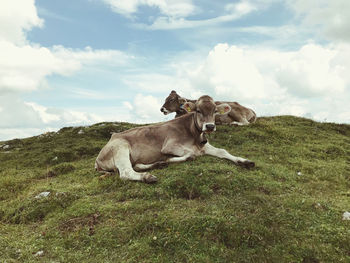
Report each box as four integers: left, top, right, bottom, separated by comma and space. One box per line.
342, 211, 350, 220
52, 156, 58, 161
153, 236, 157, 240
35, 192, 50, 199
297, 171, 302, 176
34, 250, 44, 257
78, 129, 84, 134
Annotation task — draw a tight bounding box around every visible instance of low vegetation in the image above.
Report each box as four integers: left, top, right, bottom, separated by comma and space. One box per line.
0, 116, 349, 262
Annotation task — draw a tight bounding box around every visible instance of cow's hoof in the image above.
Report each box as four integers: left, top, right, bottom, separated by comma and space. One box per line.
156, 162, 168, 169
143, 174, 158, 184
99, 172, 115, 179
187, 156, 196, 161
237, 160, 255, 169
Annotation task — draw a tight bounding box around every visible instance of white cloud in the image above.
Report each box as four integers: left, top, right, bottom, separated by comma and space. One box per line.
103, 0, 195, 18
51, 45, 133, 66
132, 93, 164, 122
0, 41, 79, 93
276, 44, 347, 97
181, 43, 280, 101
0, 97, 102, 130
123, 101, 133, 110
185, 43, 350, 100
121, 94, 171, 124
135, 0, 258, 30
23, 102, 104, 126
25, 102, 61, 123
0, 0, 132, 95
69, 88, 122, 100
104, 0, 260, 30
0, 42, 131, 93
123, 73, 191, 93
125, 42, 350, 124
0, 0, 138, 140
0, 0, 43, 45
225, 1, 257, 16
288, 0, 350, 43
0, 96, 43, 128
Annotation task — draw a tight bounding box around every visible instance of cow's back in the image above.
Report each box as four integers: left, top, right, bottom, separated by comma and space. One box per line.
215, 101, 256, 123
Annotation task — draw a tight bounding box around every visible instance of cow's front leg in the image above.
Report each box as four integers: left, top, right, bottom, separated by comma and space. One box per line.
203, 143, 255, 168
134, 161, 168, 171
134, 153, 193, 172
230, 118, 249, 126
134, 142, 195, 172
161, 140, 196, 163
230, 121, 245, 126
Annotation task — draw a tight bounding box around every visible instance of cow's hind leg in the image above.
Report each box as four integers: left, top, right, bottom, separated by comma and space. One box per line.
112, 140, 157, 183
203, 143, 255, 168
230, 118, 249, 126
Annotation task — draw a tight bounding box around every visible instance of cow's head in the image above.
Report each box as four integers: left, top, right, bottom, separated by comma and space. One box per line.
183, 95, 231, 134
160, 90, 186, 115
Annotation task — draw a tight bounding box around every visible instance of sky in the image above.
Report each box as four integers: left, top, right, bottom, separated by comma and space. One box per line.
1, 0, 350, 140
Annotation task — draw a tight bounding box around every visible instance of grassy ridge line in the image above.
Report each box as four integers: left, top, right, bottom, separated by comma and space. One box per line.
0, 116, 349, 263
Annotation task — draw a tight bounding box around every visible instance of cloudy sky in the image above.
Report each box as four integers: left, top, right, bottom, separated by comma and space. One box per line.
1, 0, 350, 140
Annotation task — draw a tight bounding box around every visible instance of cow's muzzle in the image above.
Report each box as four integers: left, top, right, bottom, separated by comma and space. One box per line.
203, 123, 216, 133
160, 107, 169, 115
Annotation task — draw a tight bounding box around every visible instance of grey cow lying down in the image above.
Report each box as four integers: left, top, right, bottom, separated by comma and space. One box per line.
95, 95, 255, 183
161, 90, 257, 126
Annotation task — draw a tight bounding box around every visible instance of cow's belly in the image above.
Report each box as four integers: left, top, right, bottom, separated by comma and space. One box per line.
129, 143, 167, 165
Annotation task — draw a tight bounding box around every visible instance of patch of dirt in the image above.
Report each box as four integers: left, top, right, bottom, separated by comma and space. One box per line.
59, 212, 100, 236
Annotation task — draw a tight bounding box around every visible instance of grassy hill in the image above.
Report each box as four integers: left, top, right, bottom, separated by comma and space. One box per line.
0, 116, 349, 262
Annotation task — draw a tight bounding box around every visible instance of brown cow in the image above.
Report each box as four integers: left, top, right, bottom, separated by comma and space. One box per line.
160, 90, 256, 125
95, 95, 255, 183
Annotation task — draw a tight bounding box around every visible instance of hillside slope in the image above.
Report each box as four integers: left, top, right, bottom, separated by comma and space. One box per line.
0, 116, 349, 262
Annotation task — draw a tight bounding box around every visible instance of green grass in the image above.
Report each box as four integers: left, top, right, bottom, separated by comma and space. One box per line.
0, 116, 349, 262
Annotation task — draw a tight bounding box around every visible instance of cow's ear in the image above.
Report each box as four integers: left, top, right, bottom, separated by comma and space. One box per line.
216, 103, 231, 115
183, 102, 196, 113
178, 97, 187, 105
171, 90, 177, 94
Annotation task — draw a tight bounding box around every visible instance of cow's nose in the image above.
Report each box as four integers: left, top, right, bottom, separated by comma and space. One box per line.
160, 107, 164, 112
205, 124, 215, 131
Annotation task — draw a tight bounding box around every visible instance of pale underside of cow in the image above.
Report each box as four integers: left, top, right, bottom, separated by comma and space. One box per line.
95, 113, 254, 183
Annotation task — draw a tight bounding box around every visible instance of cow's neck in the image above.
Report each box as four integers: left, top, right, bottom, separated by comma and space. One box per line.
192, 113, 207, 145
175, 108, 187, 117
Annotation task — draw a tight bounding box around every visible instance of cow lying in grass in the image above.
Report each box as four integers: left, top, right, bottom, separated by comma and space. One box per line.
95, 95, 255, 183
160, 90, 256, 126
